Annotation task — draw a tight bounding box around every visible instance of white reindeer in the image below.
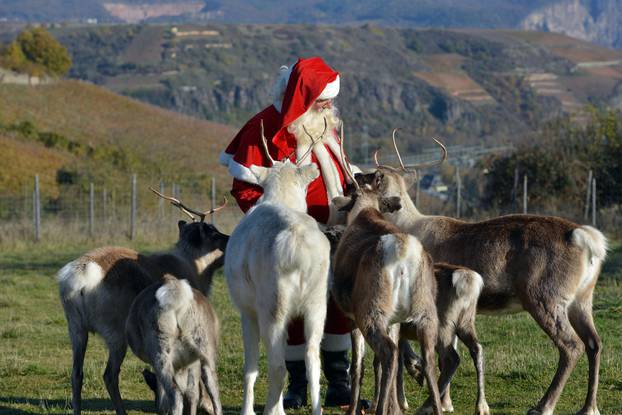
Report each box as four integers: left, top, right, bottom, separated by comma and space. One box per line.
224, 122, 331, 415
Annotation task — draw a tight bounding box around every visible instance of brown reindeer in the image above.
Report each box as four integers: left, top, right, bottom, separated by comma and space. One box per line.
126, 275, 222, 415
357, 131, 608, 415
326, 223, 487, 414
57, 192, 227, 415
330, 139, 443, 415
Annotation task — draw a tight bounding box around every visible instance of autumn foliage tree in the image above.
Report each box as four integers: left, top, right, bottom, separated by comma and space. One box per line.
0, 27, 72, 77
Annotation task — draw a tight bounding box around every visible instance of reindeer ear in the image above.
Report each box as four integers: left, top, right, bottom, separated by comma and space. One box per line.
402, 171, 417, 189
332, 196, 355, 212
380, 196, 402, 213
249, 165, 270, 184
299, 164, 320, 183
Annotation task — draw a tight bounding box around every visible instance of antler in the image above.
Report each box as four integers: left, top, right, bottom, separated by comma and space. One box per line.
295, 117, 328, 165
375, 129, 447, 174
405, 137, 447, 169
260, 120, 276, 166
150, 187, 227, 222
339, 122, 360, 190
373, 128, 409, 173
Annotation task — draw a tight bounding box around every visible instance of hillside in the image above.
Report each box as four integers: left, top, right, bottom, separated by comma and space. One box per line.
0, 80, 235, 198
2, 1, 622, 49
48, 24, 622, 158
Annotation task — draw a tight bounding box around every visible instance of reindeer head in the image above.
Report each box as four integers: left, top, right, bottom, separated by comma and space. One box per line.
150, 187, 229, 254
356, 129, 447, 203
178, 220, 229, 254
331, 128, 402, 224
250, 119, 322, 211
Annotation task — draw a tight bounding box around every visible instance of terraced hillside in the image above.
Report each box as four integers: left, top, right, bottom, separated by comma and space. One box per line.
0, 80, 234, 198
49, 24, 622, 155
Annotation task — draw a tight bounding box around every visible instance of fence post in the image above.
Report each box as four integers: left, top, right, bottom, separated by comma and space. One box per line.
211, 177, 216, 224
88, 182, 94, 237
512, 167, 519, 212
130, 174, 137, 240
523, 174, 528, 214
33, 175, 40, 241
592, 178, 596, 227
159, 181, 165, 218
102, 187, 107, 224
584, 170, 592, 221
456, 166, 461, 218
415, 169, 420, 208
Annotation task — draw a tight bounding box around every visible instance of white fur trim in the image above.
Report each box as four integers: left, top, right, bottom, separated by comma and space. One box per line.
219, 151, 233, 167
227, 158, 260, 185
285, 344, 307, 361
318, 75, 340, 100
321, 333, 351, 352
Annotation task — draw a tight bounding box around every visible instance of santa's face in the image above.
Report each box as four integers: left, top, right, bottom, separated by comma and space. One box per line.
312, 98, 333, 113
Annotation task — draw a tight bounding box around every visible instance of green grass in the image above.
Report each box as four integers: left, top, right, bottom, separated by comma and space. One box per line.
0, 244, 621, 415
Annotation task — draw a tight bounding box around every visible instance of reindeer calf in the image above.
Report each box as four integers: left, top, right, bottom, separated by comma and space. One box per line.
57, 220, 228, 415
394, 263, 487, 415
332, 188, 442, 415
126, 275, 222, 415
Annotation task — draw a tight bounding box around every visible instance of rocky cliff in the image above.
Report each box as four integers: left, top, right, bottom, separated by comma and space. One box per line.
521, 0, 622, 49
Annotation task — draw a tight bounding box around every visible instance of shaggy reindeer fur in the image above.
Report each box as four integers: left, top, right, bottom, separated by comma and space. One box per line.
357, 168, 608, 415
126, 275, 222, 415
225, 160, 330, 415
57, 221, 228, 415
331, 189, 442, 415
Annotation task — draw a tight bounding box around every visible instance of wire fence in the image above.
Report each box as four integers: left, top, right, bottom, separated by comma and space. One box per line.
1, 166, 621, 249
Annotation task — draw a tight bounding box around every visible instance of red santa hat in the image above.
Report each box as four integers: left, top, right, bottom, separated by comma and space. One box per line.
220, 56, 340, 165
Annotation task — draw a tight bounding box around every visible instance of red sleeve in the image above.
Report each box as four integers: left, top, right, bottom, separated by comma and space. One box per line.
231, 178, 263, 213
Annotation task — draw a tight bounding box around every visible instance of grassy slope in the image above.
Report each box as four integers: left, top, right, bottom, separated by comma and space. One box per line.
0, 242, 620, 415
0, 80, 235, 197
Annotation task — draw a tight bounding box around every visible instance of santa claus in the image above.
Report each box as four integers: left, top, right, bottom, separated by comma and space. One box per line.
219, 56, 361, 408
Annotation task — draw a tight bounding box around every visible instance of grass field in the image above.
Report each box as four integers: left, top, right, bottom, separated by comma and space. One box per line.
0, 240, 621, 415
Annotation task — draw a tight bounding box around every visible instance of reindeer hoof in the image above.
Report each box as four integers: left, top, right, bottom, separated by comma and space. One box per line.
442, 402, 454, 412
475, 402, 490, 415
415, 405, 434, 415
527, 408, 553, 415
575, 408, 600, 415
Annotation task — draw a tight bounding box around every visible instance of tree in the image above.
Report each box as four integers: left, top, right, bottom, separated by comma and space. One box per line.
0, 27, 72, 77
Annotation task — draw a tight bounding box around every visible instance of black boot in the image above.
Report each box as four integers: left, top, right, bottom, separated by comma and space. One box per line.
322, 350, 372, 409
283, 360, 307, 409
322, 349, 352, 407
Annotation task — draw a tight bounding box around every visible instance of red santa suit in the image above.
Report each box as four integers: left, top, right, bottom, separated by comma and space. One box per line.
219, 57, 352, 353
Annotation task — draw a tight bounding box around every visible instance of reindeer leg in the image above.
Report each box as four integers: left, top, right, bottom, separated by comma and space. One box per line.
414, 318, 442, 415
401, 338, 424, 386
304, 299, 326, 415
526, 301, 583, 415
103, 337, 128, 415
260, 316, 287, 415
363, 323, 400, 415
396, 343, 408, 411
240, 314, 260, 415
372, 354, 381, 413
349, 328, 366, 415
200, 358, 222, 415
456, 327, 489, 415
568, 298, 602, 415
68, 324, 89, 415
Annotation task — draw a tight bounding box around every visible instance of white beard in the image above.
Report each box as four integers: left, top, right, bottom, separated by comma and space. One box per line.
288, 106, 352, 224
